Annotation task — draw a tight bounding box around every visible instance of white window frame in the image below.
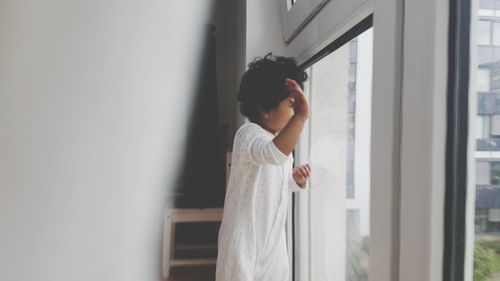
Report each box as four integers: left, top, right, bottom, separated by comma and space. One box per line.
280, 0, 330, 43
281, 0, 372, 63
398, 0, 449, 280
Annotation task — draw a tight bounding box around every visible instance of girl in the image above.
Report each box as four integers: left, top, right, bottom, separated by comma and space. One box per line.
216, 54, 311, 281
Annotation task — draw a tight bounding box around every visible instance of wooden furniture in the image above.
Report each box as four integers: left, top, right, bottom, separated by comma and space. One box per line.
162, 208, 224, 278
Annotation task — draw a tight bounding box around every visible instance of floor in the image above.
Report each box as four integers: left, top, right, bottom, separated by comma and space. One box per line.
166, 266, 216, 281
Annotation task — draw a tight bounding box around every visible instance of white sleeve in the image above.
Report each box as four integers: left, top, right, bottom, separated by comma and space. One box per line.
239, 125, 289, 166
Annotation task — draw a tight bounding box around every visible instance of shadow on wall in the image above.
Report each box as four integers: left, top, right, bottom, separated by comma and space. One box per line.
174, 24, 227, 210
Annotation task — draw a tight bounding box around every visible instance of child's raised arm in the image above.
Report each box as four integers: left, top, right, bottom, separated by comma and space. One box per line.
272, 78, 309, 156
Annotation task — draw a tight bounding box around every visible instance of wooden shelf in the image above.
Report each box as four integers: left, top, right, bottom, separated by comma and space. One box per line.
163, 208, 223, 278
170, 258, 217, 267
174, 244, 218, 251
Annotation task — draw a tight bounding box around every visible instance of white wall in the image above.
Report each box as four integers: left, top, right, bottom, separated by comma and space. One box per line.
246, 0, 285, 69
0, 1, 212, 281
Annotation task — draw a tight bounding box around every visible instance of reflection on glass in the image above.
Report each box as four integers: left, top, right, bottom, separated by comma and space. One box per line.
304, 28, 372, 281
473, 2, 500, 280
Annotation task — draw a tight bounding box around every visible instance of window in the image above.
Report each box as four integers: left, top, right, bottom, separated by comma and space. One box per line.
493, 22, 500, 45
491, 115, 500, 136
491, 162, 500, 185
474, 161, 500, 186
476, 115, 490, 140
276, 0, 455, 278
477, 68, 490, 92
478, 20, 492, 45
295, 24, 372, 281
477, 161, 491, 185
479, 9, 494, 16
466, 1, 500, 280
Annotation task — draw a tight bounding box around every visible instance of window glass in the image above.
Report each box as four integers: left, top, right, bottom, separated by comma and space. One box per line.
478, 20, 492, 45
476, 116, 484, 140
493, 22, 500, 45
479, 9, 494, 16
472, 2, 500, 279
491, 115, 500, 136
476, 115, 490, 140
491, 162, 500, 185
302, 27, 372, 281
477, 68, 490, 92
477, 161, 491, 185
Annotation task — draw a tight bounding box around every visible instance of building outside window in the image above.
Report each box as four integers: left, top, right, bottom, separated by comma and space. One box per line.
473, 2, 500, 280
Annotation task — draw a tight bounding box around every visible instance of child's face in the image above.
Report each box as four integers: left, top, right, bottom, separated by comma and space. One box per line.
261, 97, 295, 134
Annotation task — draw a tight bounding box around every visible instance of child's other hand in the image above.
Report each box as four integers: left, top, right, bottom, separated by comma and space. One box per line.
285, 78, 309, 120
292, 164, 311, 188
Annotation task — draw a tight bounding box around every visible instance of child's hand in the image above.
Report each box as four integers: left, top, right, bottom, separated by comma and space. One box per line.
285, 78, 309, 120
292, 164, 311, 188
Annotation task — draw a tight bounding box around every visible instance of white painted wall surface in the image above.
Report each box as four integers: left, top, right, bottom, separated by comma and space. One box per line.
246, 0, 285, 66
0, 1, 212, 281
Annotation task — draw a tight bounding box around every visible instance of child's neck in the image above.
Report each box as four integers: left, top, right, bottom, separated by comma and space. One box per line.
255, 120, 278, 135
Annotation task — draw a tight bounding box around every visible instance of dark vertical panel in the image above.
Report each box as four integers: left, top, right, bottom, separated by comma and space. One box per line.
443, 0, 470, 279
177, 24, 226, 208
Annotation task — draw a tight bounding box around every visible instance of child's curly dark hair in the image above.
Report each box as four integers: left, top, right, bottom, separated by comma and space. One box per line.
237, 53, 308, 122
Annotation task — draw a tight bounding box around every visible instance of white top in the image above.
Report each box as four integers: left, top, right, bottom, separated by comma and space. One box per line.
216, 122, 302, 281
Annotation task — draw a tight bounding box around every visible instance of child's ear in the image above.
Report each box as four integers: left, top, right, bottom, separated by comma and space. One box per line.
258, 108, 270, 119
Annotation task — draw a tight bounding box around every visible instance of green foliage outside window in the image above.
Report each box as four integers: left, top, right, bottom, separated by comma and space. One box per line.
474, 239, 500, 281
346, 236, 370, 281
